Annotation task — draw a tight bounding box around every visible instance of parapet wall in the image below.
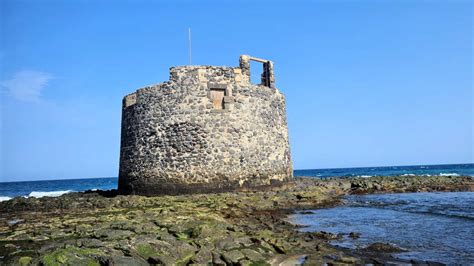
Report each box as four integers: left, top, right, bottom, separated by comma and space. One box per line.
118, 55, 292, 195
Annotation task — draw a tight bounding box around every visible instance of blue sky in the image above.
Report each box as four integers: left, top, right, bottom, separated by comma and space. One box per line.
0, 0, 472, 181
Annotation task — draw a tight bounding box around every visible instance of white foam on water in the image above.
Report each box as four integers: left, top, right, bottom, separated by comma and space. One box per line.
0, 196, 12, 202
439, 173, 460, 177
401, 174, 416, 176
27, 190, 72, 198
358, 175, 372, 178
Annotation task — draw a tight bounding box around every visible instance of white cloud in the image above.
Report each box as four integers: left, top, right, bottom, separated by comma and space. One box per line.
1, 70, 53, 102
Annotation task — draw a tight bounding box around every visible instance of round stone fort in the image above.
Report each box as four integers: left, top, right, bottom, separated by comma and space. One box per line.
118, 55, 293, 195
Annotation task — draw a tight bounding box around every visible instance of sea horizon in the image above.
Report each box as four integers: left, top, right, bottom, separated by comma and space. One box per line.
1, 162, 473, 183
1, 163, 473, 201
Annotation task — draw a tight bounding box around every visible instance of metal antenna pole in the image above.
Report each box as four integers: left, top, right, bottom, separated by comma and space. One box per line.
188, 28, 192, 65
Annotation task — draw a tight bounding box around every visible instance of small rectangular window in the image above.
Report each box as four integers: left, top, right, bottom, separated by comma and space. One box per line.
210, 88, 225, 109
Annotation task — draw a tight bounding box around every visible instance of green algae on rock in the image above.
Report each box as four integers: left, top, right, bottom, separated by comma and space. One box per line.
1, 175, 473, 265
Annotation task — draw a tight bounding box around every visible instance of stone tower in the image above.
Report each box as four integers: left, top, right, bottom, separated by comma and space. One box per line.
118, 55, 292, 195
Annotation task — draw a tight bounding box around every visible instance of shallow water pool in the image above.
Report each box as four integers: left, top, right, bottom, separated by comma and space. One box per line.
291, 192, 474, 264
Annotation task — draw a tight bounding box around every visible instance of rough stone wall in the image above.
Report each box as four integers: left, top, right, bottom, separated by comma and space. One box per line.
118, 56, 292, 195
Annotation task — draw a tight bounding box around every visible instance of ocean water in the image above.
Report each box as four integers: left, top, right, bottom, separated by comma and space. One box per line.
0, 163, 472, 201
291, 192, 474, 264
0, 177, 117, 201
294, 163, 474, 178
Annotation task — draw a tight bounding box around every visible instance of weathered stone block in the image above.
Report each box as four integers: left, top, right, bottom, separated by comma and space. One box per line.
223, 96, 234, 103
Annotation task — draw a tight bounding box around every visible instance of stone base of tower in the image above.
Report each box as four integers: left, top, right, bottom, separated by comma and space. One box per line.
118, 174, 293, 196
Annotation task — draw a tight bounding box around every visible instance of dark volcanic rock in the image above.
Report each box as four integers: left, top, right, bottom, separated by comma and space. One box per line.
363, 242, 406, 253
349, 232, 361, 239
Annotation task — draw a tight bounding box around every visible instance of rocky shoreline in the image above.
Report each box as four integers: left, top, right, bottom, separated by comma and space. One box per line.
1, 175, 473, 265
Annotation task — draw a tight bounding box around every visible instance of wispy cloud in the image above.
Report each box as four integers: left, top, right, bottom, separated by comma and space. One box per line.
1, 70, 53, 103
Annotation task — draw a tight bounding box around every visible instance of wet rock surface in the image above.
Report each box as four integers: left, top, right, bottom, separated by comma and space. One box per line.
0, 175, 472, 265
363, 242, 407, 253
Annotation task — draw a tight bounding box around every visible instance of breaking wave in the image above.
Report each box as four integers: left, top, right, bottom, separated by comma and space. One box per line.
439, 173, 460, 177
0, 196, 12, 202
27, 190, 72, 198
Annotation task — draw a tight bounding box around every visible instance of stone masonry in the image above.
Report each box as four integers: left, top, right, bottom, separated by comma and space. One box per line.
118, 55, 292, 195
